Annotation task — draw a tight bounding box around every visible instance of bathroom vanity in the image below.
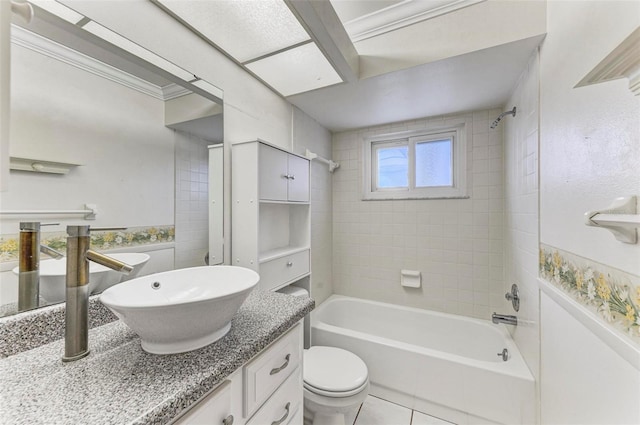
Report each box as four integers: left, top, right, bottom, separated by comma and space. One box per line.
0, 290, 313, 425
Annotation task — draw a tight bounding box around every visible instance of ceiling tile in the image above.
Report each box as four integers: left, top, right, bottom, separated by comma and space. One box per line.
246, 42, 343, 97
157, 0, 311, 63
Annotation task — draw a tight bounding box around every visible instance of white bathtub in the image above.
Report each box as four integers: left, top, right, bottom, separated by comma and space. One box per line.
311, 295, 535, 425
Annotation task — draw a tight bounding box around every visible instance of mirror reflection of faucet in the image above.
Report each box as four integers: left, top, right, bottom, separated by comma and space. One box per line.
40, 243, 64, 259
17, 222, 59, 312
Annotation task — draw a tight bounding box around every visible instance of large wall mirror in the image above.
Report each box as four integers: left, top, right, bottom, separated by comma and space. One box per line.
0, 1, 224, 317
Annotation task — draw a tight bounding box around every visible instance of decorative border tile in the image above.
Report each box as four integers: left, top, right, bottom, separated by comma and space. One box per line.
0, 225, 174, 263
539, 244, 640, 342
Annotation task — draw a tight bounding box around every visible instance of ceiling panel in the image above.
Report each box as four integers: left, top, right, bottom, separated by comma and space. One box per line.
246, 42, 343, 97
157, 0, 310, 63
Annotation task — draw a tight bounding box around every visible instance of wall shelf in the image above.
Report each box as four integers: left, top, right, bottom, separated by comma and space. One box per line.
9, 157, 82, 174
575, 27, 640, 96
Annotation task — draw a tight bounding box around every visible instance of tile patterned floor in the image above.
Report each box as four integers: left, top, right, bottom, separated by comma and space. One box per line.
353, 395, 455, 425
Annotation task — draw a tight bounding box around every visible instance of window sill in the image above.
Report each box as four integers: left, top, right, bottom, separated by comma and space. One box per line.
362, 195, 470, 201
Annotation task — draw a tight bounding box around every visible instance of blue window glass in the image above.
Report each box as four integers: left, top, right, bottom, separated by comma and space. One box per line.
415, 139, 452, 187
376, 146, 408, 188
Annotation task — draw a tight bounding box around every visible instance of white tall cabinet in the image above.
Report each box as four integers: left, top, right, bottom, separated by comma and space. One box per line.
232, 140, 310, 292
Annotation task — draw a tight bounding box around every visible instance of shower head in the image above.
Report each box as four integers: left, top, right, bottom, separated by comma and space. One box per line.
490, 106, 517, 129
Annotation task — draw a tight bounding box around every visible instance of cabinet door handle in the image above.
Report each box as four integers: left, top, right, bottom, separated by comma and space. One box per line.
269, 354, 290, 375
222, 415, 234, 425
286, 261, 293, 267
271, 402, 291, 425
282, 174, 290, 179
288, 174, 295, 180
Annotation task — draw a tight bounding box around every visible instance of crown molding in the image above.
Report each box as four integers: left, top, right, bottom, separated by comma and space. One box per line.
11, 25, 179, 100
344, 0, 486, 43
575, 27, 640, 96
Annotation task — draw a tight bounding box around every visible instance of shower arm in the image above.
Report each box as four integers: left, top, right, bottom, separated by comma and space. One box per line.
490, 107, 517, 129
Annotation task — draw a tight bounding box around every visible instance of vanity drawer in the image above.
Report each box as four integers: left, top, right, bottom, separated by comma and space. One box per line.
172, 380, 233, 425
259, 250, 309, 291
246, 367, 303, 425
244, 322, 303, 417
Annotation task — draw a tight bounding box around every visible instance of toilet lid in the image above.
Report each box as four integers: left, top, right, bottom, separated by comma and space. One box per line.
303, 346, 368, 394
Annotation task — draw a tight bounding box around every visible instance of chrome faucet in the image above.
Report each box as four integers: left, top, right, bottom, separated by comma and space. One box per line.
17, 221, 62, 311
492, 312, 518, 326
63, 225, 133, 362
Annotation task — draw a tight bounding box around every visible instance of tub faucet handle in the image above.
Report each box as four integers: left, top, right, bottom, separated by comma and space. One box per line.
497, 348, 508, 361
505, 284, 520, 312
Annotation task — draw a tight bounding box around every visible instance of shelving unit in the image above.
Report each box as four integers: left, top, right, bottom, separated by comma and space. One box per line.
232, 140, 311, 292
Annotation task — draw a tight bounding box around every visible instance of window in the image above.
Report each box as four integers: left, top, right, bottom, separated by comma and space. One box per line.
363, 122, 468, 200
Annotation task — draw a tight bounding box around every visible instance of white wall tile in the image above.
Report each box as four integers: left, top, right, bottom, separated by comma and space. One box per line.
503, 50, 540, 420
332, 109, 504, 320
174, 133, 209, 269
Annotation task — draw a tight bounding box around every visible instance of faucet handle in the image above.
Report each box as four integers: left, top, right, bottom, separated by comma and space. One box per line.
505, 284, 520, 312
89, 227, 127, 232
19, 222, 59, 230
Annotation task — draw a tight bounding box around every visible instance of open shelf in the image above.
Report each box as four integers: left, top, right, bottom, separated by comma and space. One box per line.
259, 199, 310, 205
259, 245, 310, 263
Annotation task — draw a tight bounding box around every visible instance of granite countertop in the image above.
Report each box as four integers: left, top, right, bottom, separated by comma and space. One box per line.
0, 290, 314, 425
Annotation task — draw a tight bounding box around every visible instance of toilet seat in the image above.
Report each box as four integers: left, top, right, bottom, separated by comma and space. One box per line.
304, 378, 369, 398
303, 346, 369, 398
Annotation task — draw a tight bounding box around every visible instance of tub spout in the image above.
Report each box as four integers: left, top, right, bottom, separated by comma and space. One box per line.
492, 312, 517, 326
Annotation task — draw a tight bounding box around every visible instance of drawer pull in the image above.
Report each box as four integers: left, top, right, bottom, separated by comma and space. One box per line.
222, 415, 234, 425
286, 261, 293, 267
271, 402, 291, 425
269, 354, 291, 375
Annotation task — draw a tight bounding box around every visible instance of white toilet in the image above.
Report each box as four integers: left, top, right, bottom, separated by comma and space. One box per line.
303, 346, 369, 425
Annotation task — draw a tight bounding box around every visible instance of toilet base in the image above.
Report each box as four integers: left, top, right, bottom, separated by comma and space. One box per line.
303, 382, 368, 425
303, 404, 360, 425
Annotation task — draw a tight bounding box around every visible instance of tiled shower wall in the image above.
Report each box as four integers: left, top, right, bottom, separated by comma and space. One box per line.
174, 132, 209, 269
504, 51, 540, 388
332, 109, 505, 319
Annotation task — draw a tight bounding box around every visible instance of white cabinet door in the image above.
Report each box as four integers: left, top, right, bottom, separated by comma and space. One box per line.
259, 143, 289, 201
286, 155, 309, 202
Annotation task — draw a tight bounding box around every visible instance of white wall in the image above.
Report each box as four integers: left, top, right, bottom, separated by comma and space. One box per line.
292, 106, 333, 305
541, 292, 640, 425
503, 51, 540, 395
539, 1, 640, 276
332, 109, 505, 319
538, 1, 640, 422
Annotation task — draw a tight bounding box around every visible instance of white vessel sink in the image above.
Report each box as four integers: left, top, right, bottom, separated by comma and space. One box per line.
99, 266, 260, 355
11, 252, 150, 303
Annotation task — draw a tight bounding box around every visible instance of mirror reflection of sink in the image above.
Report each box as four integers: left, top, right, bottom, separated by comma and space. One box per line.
11, 253, 150, 303
100, 266, 259, 355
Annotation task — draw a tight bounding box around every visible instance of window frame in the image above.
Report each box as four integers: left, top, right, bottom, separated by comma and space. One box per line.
363, 120, 469, 200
